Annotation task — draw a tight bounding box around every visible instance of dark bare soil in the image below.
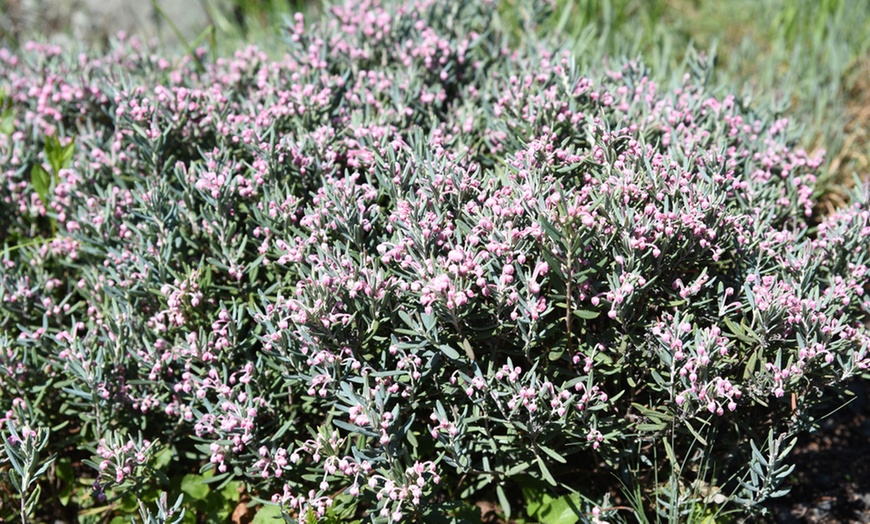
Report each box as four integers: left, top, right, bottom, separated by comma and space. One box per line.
765, 380, 870, 524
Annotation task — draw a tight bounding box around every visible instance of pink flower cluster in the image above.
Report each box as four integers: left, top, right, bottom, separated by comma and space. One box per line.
93, 433, 155, 494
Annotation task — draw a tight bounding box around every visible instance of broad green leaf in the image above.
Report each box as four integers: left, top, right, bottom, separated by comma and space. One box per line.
522, 485, 549, 518
541, 493, 584, 524
153, 445, 173, 470
45, 135, 74, 175
206, 490, 232, 522
180, 474, 210, 500
118, 494, 139, 513
31, 164, 51, 205
0, 107, 13, 135
524, 488, 584, 524
56, 458, 74, 483
220, 480, 243, 503
700, 514, 717, 524
252, 503, 284, 524
54, 458, 75, 507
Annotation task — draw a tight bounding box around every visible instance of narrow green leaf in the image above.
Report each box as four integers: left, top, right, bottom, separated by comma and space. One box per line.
572, 309, 600, 319
770, 487, 792, 498
538, 444, 567, 464
548, 348, 565, 361
506, 462, 530, 476
7, 451, 27, 480
332, 419, 378, 438
438, 344, 461, 360
650, 369, 666, 387
636, 422, 667, 432
744, 348, 759, 380
397, 310, 416, 330
25, 484, 42, 513
45, 136, 64, 175
33, 454, 56, 479
684, 421, 708, 446
540, 249, 565, 280
539, 218, 562, 243
496, 484, 512, 519
460, 338, 475, 360
536, 455, 557, 486
406, 429, 418, 449
663, 439, 677, 467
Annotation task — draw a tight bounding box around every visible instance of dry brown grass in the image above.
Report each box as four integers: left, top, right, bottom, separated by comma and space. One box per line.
818, 57, 870, 215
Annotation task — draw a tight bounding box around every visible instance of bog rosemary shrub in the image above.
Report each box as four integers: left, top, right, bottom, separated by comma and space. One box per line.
1, 1, 868, 522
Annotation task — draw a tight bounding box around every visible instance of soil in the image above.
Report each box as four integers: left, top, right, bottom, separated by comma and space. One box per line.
764, 379, 870, 524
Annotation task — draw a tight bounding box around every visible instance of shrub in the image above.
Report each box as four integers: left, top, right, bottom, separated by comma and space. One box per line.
1, 1, 868, 522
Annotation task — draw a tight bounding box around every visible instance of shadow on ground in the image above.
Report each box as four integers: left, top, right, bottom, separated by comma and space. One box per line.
766, 379, 870, 524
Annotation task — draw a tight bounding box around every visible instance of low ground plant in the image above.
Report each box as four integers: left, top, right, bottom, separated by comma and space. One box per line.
0, 1, 868, 522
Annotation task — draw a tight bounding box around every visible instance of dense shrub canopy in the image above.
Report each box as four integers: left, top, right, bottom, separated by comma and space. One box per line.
1, 1, 868, 522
